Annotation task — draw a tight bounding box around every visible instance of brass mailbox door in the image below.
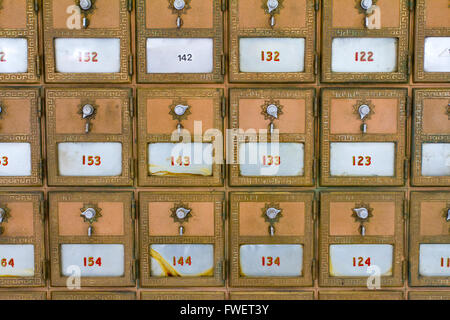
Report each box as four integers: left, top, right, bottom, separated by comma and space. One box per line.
137, 88, 224, 187
414, 0, 450, 82
321, 0, 409, 83
43, 0, 131, 83
136, 0, 224, 83
139, 192, 225, 287
319, 291, 404, 300
409, 192, 450, 287
230, 192, 314, 287
46, 88, 133, 187
51, 291, 136, 300
0, 88, 42, 186
320, 88, 407, 186
0, 192, 45, 287
49, 192, 135, 287
0, 0, 39, 83
229, 0, 316, 83
0, 291, 46, 300
229, 292, 314, 300
229, 88, 315, 187
319, 192, 405, 287
411, 89, 449, 186
141, 291, 225, 300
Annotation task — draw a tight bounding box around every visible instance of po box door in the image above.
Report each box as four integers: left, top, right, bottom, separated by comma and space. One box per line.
319, 191, 405, 287
0, 88, 42, 186
49, 191, 135, 287
43, 0, 131, 83
46, 88, 133, 186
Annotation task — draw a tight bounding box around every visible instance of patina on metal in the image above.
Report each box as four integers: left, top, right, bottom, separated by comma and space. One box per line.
353, 99, 375, 134
261, 0, 284, 28
170, 203, 192, 236
261, 99, 283, 135
80, 204, 102, 237
0, 205, 11, 236
169, 100, 191, 135
444, 205, 450, 232
78, 102, 98, 134
76, 0, 97, 28
0, 103, 4, 120
261, 203, 283, 236
352, 203, 374, 236
168, 0, 192, 28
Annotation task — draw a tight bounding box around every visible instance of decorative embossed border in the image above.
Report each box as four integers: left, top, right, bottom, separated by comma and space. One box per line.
411, 89, 450, 186
409, 192, 450, 287
319, 291, 404, 300
229, 88, 315, 186
409, 291, 450, 300
229, 291, 314, 300
0, 0, 39, 83
49, 192, 135, 287
0, 88, 42, 186
229, 192, 314, 287
136, 0, 224, 83
43, 0, 131, 83
319, 192, 405, 287
139, 192, 225, 287
229, 0, 316, 83
141, 291, 225, 300
320, 88, 407, 186
0, 291, 46, 300
137, 88, 224, 187
321, 0, 409, 83
51, 291, 136, 300
0, 192, 45, 287
45, 88, 133, 186
414, 0, 450, 82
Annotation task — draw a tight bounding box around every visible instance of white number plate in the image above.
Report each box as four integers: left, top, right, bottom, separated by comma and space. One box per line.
421, 143, 450, 176
148, 143, 213, 176
419, 244, 450, 277
58, 142, 122, 177
61, 244, 124, 277
239, 142, 304, 176
331, 38, 397, 72
329, 244, 393, 277
239, 38, 305, 72
424, 37, 450, 72
146, 38, 213, 73
150, 244, 214, 277
54, 38, 121, 73
0, 38, 28, 73
0, 143, 32, 177
330, 142, 395, 177
239, 244, 303, 277
0, 245, 34, 277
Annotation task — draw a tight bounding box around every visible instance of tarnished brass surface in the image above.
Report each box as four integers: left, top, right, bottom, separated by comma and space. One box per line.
0, 0, 448, 300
